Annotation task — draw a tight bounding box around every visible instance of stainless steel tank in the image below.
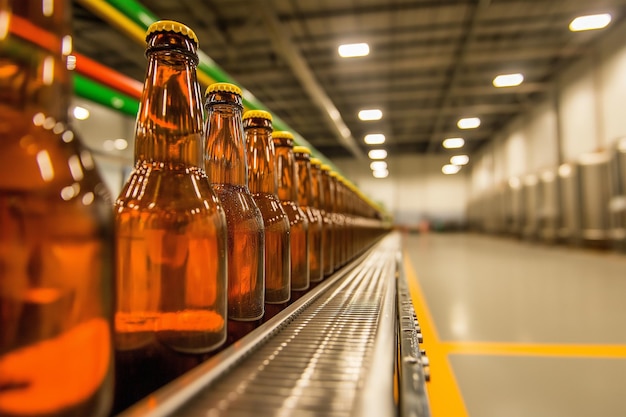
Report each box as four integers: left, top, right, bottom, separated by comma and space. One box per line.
609, 138, 626, 251
578, 151, 611, 247
507, 177, 525, 237
538, 169, 559, 243
557, 163, 581, 245
522, 174, 539, 240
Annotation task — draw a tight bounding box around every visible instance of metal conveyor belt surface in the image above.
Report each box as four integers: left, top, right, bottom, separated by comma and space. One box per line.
120, 234, 415, 417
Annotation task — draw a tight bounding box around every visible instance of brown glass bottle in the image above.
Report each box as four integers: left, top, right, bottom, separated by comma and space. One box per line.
293, 147, 323, 283
204, 83, 265, 326
243, 110, 290, 316
338, 176, 350, 265
330, 172, 346, 269
0, 1, 114, 416
320, 164, 335, 276
113, 21, 228, 412
273, 132, 310, 295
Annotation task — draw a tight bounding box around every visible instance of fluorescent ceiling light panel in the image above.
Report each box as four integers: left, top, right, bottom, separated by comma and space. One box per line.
358, 109, 382, 121
569, 13, 611, 31
370, 161, 387, 170
114, 138, 128, 150
457, 117, 480, 129
364, 133, 386, 144
368, 149, 387, 160
450, 155, 469, 165
493, 73, 524, 87
442, 164, 461, 175
372, 169, 389, 178
442, 137, 465, 149
338, 43, 370, 58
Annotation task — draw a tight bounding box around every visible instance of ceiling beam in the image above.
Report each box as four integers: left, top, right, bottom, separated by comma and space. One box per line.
425, 0, 492, 153
253, 0, 365, 159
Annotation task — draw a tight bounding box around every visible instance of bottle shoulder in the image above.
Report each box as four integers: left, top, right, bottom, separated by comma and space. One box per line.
252, 193, 290, 228
213, 184, 264, 226
116, 163, 222, 212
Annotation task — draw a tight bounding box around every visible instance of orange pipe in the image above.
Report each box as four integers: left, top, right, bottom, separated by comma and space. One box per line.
9, 14, 142, 99
74, 54, 142, 99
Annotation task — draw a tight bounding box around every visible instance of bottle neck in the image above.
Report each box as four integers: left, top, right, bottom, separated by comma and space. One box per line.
205, 94, 247, 186
295, 156, 313, 207
1, 1, 72, 125
310, 165, 324, 209
321, 171, 334, 212
274, 140, 298, 202
134, 49, 204, 168
245, 124, 277, 194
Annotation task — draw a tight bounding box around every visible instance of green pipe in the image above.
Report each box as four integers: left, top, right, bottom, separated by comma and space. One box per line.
73, 74, 140, 116
104, 0, 158, 29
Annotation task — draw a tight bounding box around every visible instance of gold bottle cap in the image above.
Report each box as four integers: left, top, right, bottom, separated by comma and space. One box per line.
272, 131, 295, 140
243, 110, 272, 122
310, 158, 322, 166
206, 82, 243, 96
321, 164, 332, 172
146, 20, 199, 45
329, 172, 339, 178
293, 146, 311, 155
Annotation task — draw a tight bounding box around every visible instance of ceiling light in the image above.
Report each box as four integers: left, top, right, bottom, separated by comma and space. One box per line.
493, 73, 524, 87
73, 106, 89, 120
442, 137, 465, 149
450, 155, 469, 165
370, 161, 387, 170
457, 117, 480, 129
442, 164, 461, 175
364, 133, 385, 145
114, 138, 128, 150
338, 43, 370, 58
372, 169, 389, 179
358, 109, 382, 121
368, 149, 387, 160
569, 13, 611, 32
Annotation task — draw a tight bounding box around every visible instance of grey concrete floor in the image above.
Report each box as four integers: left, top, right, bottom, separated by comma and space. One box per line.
403, 232, 626, 417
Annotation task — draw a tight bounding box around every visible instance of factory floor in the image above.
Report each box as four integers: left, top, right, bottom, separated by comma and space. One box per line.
403, 232, 626, 417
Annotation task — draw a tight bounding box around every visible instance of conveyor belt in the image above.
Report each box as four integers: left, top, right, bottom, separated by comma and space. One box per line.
119, 233, 428, 417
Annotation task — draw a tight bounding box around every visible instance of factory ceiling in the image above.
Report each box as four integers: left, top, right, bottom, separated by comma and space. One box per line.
73, 0, 626, 160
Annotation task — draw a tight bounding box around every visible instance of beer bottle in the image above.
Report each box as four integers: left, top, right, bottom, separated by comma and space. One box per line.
0, 1, 113, 415
114, 21, 228, 412
320, 164, 335, 276
204, 83, 265, 330
273, 132, 309, 297
243, 110, 291, 318
338, 177, 351, 264
330, 172, 346, 269
293, 147, 323, 283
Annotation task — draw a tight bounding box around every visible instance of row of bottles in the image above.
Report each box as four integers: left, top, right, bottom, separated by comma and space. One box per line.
0, 7, 389, 417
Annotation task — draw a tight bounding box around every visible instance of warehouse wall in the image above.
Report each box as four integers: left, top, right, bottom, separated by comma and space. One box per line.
469, 17, 626, 204
333, 155, 469, 230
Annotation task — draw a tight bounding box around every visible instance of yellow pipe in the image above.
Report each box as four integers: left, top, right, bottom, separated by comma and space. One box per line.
76, 0, 217, 89
75, 0, 150, 47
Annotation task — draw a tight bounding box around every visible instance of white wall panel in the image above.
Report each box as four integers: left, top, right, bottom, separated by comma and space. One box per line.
504, 129, 528, 178
527, 100, 558, 171
599, 19, 626, 147
558, 57, 598, 161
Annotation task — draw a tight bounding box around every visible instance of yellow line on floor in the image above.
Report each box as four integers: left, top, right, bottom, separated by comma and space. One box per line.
443, 341, 626, 358
403, 252, 469, 417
